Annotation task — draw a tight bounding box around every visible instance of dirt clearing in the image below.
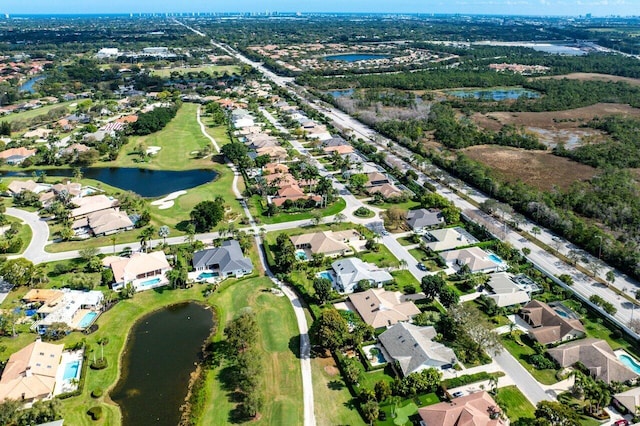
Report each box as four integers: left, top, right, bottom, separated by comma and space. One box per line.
463, 145, 598, 191
535, 72, 640, 86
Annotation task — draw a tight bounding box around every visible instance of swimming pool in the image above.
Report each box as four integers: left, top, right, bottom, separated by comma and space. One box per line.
78, 311, 98, 329
63, 360, 80, 381
140, 277, 162, 287
318, 271, 334, 283
295, 249, 308, 261
487, 253, 506, 265
197, 272, 218, 280
554, 309, 570, 318
618, 354, 640, 374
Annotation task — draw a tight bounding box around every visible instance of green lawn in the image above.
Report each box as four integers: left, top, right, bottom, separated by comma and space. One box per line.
151, 65, 241, 78
4, 100, 76, 125
249, 195, 347, 225
311, 354, 365, 426
397, 236, 417, 246
359, 245, 400, 268
496, 385, 535, 422
200, 277, 303, 425
500, 334, 558, 385
378, 393, 439, 426
0, 273, 302, 425
369, 199, 421, 211
390, 270, 419, 289
98, 103, 215, 171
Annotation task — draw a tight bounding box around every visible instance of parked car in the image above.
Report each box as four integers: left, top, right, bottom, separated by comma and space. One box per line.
417, 263, 427, 271
452, 391, 464, 398
614, 420, 629, 426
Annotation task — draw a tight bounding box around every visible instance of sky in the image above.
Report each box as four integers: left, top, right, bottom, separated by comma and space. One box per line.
1, 0, 638, 17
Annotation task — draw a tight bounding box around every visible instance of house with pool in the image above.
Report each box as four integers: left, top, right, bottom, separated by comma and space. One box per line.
290, 229, 362, 259
330, 257, 392, 293
192, 240, 253, 280
104, 251, 172, 292
24, 288, 103, 334
0, 340, 63, 404
440, 246, 505, 274
548, 338, 638, 384
519, 300, 586, 345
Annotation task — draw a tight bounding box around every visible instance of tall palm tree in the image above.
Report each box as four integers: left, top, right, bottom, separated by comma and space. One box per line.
158, 225, 170, 245
139, 226, 156, 253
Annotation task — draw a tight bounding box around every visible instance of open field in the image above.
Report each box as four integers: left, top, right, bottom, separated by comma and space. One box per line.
463, 146, 598, 191
471, 103, 640, 150
99, 103, 214, 171
311, 353, 365, 426
535, 72, 640, 86
3, 100, 76, 125
151, 65, 241, 78
200, 277, 303, 425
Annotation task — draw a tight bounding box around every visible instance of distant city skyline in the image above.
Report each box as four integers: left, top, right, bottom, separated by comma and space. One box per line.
1, 1, 639, 17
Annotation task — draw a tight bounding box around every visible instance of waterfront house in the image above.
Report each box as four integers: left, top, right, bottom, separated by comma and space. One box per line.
192, 240, 253, 278
105, 251, 172, 292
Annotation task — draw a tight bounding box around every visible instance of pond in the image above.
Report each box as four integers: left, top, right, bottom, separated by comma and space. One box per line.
19, 76, 46, 93
446, 88, 540, 101
111, 302, 214, 426
327, 88, 355, 98
325, 53, 390, 62
1, 167, 217, 197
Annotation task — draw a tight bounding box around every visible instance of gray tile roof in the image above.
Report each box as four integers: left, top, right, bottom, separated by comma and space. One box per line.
192, 240, 253, 274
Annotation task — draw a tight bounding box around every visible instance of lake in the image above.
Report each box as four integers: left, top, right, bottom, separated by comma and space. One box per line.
325, 53, 390, 62
19, 76, 46, 93
446, 88, 540, 101
111, 302, 214, 426
1, 167, 217, 197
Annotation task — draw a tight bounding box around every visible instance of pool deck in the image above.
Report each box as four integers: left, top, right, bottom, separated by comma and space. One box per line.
54, 349, 84, 396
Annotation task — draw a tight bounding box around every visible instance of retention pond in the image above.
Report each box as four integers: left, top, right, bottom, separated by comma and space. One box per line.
111, 302, 214, 426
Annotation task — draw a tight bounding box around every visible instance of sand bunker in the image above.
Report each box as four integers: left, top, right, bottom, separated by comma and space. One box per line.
150, 190, 187, 210
146, 146, 161, 155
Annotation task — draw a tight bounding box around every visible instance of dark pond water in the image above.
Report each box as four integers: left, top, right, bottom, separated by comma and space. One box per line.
1, 167, 217, 197
446, 88, 540, 101
325, 54, 390, 62
19, 76, 46, 93
111, 302, 214, 426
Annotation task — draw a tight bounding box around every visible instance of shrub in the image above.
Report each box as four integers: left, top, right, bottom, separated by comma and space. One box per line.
90, 358, 108, 370
87, 406, 103, 420
91, 389, 103, 398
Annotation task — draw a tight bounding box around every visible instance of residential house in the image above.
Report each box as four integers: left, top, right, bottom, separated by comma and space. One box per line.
72, 208, 134, 237
331, 257, 392, 293
60, 143, 91, 156
418, 391, 507, 426
424, 227, 478, 252
548, 339, 638, 384
192, 240, 253, 278
271, 184, 322, 207
519, 300, 586, 345
70, 195, 119, 219
0, 340, 63, 404
365, 172, 391, 187
83, 130, 111, 143
323, 144, 354, 155
367, 183, 405, 199
105, 251, 172, 292
379, 323, 458, 376
406, 208, 446, 232
115, 115, 138, 124
262, 162, 289, 175
615, 387, 640, 414
290, 230, 360, 258
322, 136, 348, 147
440, 247, 502, 274
349, 288, 421, 329
25, 288, 104, 333
23, 128, 53, 139
255, 146, 287, 162
7, 179, 49, 196
485, 272, 531, 307
0, 147, 36, 165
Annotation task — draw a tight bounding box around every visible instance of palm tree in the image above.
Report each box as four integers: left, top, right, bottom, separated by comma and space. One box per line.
158, 225, 170, 245
139, 226, 156, 253
399, 259, 408, 270
110, 236, 117, 254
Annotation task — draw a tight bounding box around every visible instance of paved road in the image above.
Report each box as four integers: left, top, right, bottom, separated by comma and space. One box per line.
6, 207, 50, 263
493, 348, 551, 406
